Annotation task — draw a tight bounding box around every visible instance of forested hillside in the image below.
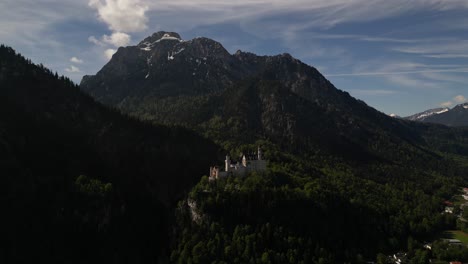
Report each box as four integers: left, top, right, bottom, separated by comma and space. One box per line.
0, 45, 221, 263
78, 32, 468, 262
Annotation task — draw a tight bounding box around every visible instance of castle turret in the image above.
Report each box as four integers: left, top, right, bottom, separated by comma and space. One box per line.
257, 146, 263, 160
225, 155, 231, 172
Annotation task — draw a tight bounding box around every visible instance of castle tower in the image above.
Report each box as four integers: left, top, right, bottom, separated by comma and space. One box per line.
257, 146, 263, 160
225, 155, 231, 172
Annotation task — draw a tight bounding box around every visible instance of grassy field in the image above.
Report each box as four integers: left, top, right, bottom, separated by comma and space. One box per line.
443, 230, 468, 245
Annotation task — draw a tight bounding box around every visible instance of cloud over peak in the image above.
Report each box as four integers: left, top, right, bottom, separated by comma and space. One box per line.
102, 32, 131, 47
105, 48, 117, 60
439, 95, 467, 108
89, 0, 149, 33
454, 95, 467, 103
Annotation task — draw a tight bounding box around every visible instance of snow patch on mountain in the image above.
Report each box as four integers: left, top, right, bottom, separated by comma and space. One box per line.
155, 33, 183, 43
405, 108, 450, 121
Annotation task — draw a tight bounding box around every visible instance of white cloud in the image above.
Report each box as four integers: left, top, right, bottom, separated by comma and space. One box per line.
439, 95, 466, 108
440, 101, 453, 107
90, 32, 131, 48
102, 32, 131, 47
88, 0, 148, 33
105, 48, 117, 60
65, 65, 81, 73
454, 95, 466, 103
70, 57, 84, 64
88, 36, 105, 46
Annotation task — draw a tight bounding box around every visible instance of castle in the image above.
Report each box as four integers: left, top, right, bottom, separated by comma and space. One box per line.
209, 146, 267, 180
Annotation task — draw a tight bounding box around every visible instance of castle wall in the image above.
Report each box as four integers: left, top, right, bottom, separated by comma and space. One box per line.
210, 147, 267, 180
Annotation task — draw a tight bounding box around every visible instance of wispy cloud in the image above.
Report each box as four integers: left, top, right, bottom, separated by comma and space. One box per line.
142, 0, 468, 35
423, 54, 468, 59
385, 74, 439, 89
303, 33, 442, 44
327, 60, 468, 91
392, 41, 468, 60
349, 89, 399, 96
419, 71, 468, 84
326, 68, 468, 77
440, 101, 453, 107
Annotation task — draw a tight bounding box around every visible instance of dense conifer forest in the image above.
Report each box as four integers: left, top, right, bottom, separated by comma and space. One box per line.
0, 45, 221, 263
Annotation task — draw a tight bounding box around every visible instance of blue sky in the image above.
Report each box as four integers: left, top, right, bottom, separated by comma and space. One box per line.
2, 0, 468, 116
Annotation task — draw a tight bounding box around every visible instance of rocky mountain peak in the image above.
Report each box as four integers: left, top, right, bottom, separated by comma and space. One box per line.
405, 103, 468, 126
183, 37, 230, 59
453, 102, 468, 110
138, 31, 182, 46
405, 108, 449, 121
81, 31, 344, 108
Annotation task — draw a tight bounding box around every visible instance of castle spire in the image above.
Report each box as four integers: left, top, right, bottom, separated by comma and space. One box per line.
225, 154, 231, 172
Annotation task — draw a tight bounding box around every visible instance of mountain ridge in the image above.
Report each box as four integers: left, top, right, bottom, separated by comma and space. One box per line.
81, 31, 346, 110
81, 31, 440, 165
406, 103, 468, 127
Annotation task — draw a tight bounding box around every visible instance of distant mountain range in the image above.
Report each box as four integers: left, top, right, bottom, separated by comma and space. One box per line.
405, 103, 468, 126
405, 107, 450, 121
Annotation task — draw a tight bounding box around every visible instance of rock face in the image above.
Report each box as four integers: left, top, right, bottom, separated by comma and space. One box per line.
81, 32, 239, 103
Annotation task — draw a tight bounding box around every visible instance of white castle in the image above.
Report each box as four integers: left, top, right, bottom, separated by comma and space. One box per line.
209, 146, 267, 180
